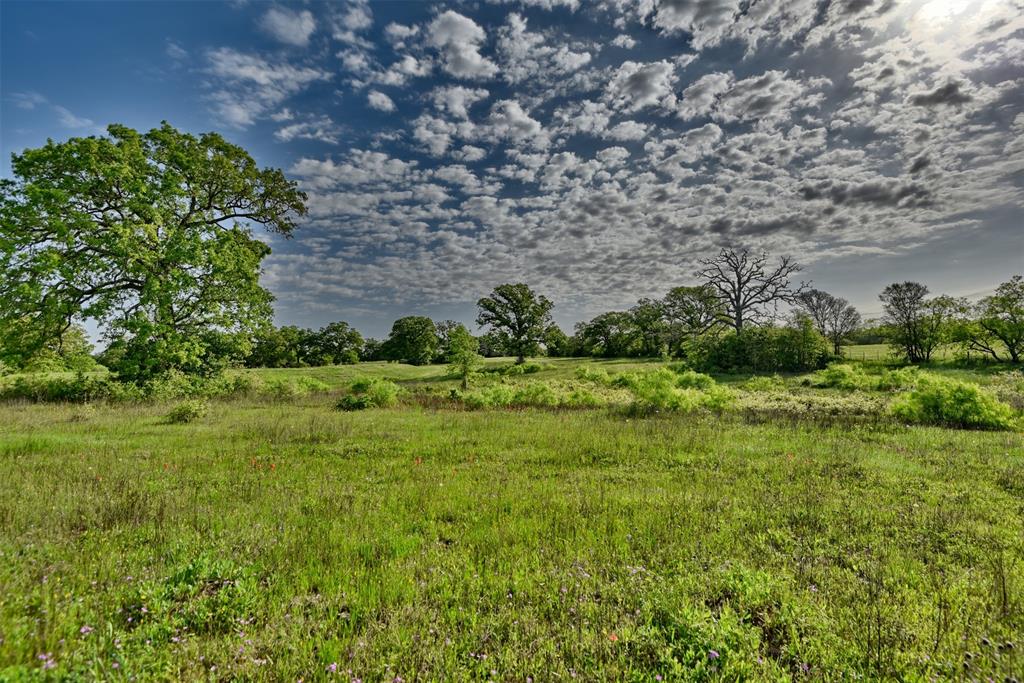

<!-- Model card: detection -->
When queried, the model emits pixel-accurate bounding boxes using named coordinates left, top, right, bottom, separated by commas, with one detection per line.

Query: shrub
left=336, top=377, right=400, bottom=411
left=502, top=362, right=544, bottom=376
left=574, top=366, right=610, bottom=384
left=562, top=387, right=603, bottom=408
left=701, top=326, right=831, bottom=373
left=806, top=364, right=873, bottom=391
left=673, top=369, right=716, bottom=390
left=875, top=366, right=921, bottom=392
left=624, top=369, right=734, bottom=414
left=166, top=399, right=209, bottom=424
left=891, top=376, right=1017, bottom=430
left=742, top=374, right=786, bottom=392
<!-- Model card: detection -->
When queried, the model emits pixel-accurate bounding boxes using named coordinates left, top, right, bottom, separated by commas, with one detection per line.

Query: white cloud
left=486, top=99, right=549, bottom=149
left=676, top=71, right=733, bottom=120
left=607, top=60, right=678, bottom=112
left=367, top=90, right=396, bottom=112
left=611, top=34, right=636, bottom=49
left=205, top=48, right=331, bottom=127
left=259, top=7, right=317, bottom=47
left=165, top=40, right=188, bottom=60
left=275, top=115, right=342, bottom=144
left=427, top=11, right=498, bottom=80
left=11, top=91, right=46, bottom=110
left=432, top=86, right=489, bottom=119
left=53, top=105, right=93, bottom=129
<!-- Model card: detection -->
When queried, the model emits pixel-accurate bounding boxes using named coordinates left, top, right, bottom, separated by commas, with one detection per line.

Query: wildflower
left=326, top=662, right=338, bottom=673
left=608, top=633, right=619, bottom=642
left=708, top=650, right=720, bottom=660
left=80, top=625, right=94, bottom=635
left=800, top=663, right=810, bottom=673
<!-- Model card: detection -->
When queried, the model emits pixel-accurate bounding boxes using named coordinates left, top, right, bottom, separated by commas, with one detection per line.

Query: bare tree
left=697, top=248, right=806, bottom=333
left=796, top=289, right=862, bottom=355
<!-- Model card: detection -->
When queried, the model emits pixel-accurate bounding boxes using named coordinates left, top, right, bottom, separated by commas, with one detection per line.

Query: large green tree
left=879, top=282, right=954, bottom=363
left=961, top=275, right=1024, bottom=363
left=0, top=122, right=306, bottom=380
left=476, top=283, right=554, bottom=364
left=382, top=316, right=438, bottom=365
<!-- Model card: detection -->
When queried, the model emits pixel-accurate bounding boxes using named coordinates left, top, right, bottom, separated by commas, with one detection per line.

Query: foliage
left=742, top=374, right=786, bottom=391
left=661, top=285, right=725, bottom=358
left=445, top=323, right=482, bottom=389
left=622, top=368, right=734, bottom=414
left=891, top=376, right=1018, bottom=430
left=165, top=399, right=209, bottom=424
left=381, top=316, right=438, bottom=366
left=476, top=283, right=554, bottom=363
left=795, top=289, right=862, bottom=355
left=701, top=322, right=831, bottom=373
left=336, top=377, right=401, bottom=410
left=0, top=123, right=306, bottom=381
left=960, top=275, right=1024, bottom=363
left=248, top=322, right=363, bottom=368
left=879, top=282, right=958, bottom=363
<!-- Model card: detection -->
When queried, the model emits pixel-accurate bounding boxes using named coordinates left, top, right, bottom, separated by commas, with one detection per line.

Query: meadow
left=1, top=356, right=1023, bottom=681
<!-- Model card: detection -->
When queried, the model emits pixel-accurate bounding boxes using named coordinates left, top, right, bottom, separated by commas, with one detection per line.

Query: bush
left=574, top=366, right=611, bottom=384
left=166, top=399, right=209, bottom=424
left=700, top=326, right=831, bottom=373
left=806, top=364, right=873, bottom=391
left=742, top=374, right=786, bottom=392
left=502, top=362, right=544, bottom=376
left=876, top=366, right=921, bottom=392
left=336, top=377, right=400, bottom=411
left=624, top=369, right=734, bottom=414
left=891, top=376, right=1017, bottom=430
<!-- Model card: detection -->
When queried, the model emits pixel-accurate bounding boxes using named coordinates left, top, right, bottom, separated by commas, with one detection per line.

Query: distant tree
left=446, top=323, right=482, bottom=389
left=316, top=321, right=363, bottom=365
left=247, top=326, right=305, bottom=368
left=360, top=338, right=383, bottom=361
left=433, top=319, right=462, bottom=363
left=575, top=312, right=636, bottom=357
left=0, top=123, right=306, bottom=381
left=629, top=298, right=666, bottom=357
left=477, top=331, right=508, bottom=358
left=962, top=275, right=1023, bottom=363
left=476, top=283, right=554, bottom=364
left=879, top=282, right=953, bottom=363
left=661, top=285, right=724, bottom=357
left=382, top=316, right=438, bottom=365
left=542, top=324, right=574, bottom=357
left=697, top=248, right=805, bottom=333
left=795, top=289, right=862, bottom=356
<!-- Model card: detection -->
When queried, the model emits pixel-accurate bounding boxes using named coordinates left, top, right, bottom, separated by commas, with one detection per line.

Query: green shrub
left=673, top=369, right=716, bottom=390
left=502, top=362, right=544, bottom=376
left=876, top=366, right=921, bottom=392
left=742, top=374, right=786, bottom=392
left=574, top=366, right=610, bottom=384
left=0, top=372, right=116, bottom=403
left=806, top=364, right=873, bottom=391
left=166, top=399, right=209, bottom=424
left=562, top=387, right=603, bottom=408
left=891, top=376, right=1017, bottom=430
left=625, top=369, right=734, bottom=414
left=701, top=325, right=831, bottom=373
left=336, top=377, right=400, bottom=411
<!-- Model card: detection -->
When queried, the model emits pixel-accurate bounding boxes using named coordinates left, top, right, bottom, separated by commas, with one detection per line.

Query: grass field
left=1, top=359, right=1023, bottom=680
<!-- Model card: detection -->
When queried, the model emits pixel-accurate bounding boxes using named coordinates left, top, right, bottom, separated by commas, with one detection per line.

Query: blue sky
left=3, top=0, right=1022, bottom=339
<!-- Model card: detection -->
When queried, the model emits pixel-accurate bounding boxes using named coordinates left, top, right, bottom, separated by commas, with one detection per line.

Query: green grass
left=1, top=360, right=1022, bottom=680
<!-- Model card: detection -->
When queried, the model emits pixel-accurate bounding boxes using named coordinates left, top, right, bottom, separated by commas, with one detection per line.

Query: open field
left=1, top=359, right=1023, bottom=681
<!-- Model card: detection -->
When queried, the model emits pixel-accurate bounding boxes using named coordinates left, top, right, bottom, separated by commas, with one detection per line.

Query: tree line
left=1, top=123, right=1020, bottom=383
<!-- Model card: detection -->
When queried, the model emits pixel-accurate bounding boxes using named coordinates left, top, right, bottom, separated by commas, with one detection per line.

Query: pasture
left=1, top=357, right=1022, bottom=681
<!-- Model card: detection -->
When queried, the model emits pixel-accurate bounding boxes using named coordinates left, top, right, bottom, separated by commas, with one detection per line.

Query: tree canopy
left=476, top=283, right=553, bottom=364
left=0, top=122, right=306, bottom=380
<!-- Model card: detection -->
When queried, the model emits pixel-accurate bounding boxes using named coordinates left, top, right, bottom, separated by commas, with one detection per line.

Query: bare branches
left=697, top=247, right=806, bottom=332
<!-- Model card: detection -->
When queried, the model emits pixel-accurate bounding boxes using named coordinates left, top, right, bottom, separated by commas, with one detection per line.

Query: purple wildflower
left=708, top=650, right=720, bottom=660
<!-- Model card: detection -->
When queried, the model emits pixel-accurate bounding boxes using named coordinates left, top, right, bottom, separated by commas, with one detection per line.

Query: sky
left=2, top=0, right=1023, bottom=339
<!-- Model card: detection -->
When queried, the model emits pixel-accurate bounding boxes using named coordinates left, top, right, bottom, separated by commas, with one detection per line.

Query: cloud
left=651, top=0, right=740, bottom=50
left=909, top=81, right=972, bottom=106
left=205, top=47, right=331, bottom=127
left=53, top=105, right=93, bottom=128
left=606, top=60, right=678, bottom=112
left=367, top=90, right=396, bottom=112
left=432, top=86, right=489, bottom=119
left=676, top=71, right=733, bottom=120
left=259, top=7, right=317, bottom=47
left=496, top=13, right=591, bottom=85
left=486, top=99, right=549, bottom=148
left=11, top=91, right=46, bottom=110
left=275, top=115, right=343, bottom=144
left=165, top=40, right=188, bottom=60
left=332, top=1, right=373, bottom=46
left=611, top=34, right=636, bottom=48
left=427, top=11, right=498, bottom=80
